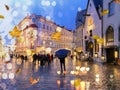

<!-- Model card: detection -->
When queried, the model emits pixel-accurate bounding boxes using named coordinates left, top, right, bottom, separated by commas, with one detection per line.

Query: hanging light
left=101, top=55, right=105, bottom=60
left=94, top=53, right=98, bottom=58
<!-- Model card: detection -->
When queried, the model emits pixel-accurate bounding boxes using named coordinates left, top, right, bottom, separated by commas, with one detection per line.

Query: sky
left=0, top=0, right=88, bottom=45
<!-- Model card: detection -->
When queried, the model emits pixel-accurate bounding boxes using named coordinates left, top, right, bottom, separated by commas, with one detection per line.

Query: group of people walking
left=32, top=52, right=53, bottom=66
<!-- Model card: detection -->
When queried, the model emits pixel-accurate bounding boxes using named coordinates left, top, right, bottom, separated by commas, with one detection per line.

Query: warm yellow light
left=94, top=53, right=98, bottom=58
left=57, top=71, right=61, bottom=75
left=70, top=80, right=74, bottom=86
left=74, top=79, right=81, bottom=87
left=114, top=51, right=118, bottom=58
left=96, top=74, right=99, bottom=78
left=56, top=27, right=62, bottom=32
left=86, top=67, right=90, bottom=71
left=76, top=66, right=80, bottom=70
left=101, top=55, right=105, bottom=60
left=26, top=49, right=32, bottom=56
left=70, top=70, right=75, bottom=75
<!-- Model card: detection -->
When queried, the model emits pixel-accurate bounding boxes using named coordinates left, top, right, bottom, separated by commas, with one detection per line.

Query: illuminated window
left=106, top=26, right=114, bottom=42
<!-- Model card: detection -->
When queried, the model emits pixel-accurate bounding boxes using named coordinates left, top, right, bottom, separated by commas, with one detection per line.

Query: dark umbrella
left=55, top=49, right=71, bottom=59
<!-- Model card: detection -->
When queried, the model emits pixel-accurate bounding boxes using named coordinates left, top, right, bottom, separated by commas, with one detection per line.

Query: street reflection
left=0, top=57, right=120, bottom=90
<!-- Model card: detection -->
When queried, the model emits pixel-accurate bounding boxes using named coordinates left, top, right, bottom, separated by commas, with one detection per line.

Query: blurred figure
left=47, top=53, right=53, bottom=65
left=33, top=53, right=37, bottom=64
left=59, top=57, right=66, bottom=74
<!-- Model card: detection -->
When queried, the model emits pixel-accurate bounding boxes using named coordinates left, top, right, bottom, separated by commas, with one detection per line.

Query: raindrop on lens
left=9, top=73, right=15, bottom=79
left=2, top=73, right=8, bottom=79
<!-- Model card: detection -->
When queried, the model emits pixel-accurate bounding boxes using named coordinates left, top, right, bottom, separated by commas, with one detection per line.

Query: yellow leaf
left=16, top=68, right=21, bottom=74
left=93, top=35, right=99, bottom=40
left=9, top=31, right=15, bottom=38
left=29, top=77, right=39, bottom=85
left=101, top=9, right=109, bottom=16
left=0, top=15, right=4, bottom=19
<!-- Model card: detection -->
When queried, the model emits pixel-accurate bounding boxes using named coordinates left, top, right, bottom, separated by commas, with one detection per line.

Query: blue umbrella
left=55, top=49, right=71, bottom=59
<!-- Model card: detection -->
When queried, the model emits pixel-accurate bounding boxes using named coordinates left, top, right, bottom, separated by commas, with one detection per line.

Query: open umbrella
left=55, top=49, right=71, bottom=59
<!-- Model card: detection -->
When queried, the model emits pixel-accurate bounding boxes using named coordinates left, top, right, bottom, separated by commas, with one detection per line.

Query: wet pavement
left=0, top=57, right=120, bottom=90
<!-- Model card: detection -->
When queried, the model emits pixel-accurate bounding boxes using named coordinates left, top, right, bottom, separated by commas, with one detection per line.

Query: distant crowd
left=10, top=52, right=53, bottom=66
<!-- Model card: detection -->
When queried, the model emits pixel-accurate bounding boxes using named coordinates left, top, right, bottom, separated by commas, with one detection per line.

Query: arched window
left=106, top=26, right=114, bottom=42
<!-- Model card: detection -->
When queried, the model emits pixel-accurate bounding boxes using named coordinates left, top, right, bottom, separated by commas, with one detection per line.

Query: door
left=106, top=48, right=114, bottom=63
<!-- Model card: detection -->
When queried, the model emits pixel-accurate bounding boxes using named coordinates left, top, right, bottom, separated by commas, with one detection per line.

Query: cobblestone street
left=0, top=58, right=120, bottom=90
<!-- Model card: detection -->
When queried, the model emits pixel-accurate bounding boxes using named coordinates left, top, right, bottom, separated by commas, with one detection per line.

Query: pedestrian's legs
left=60, top=61, right=63, bottom=73
left=63, top=60, right=66, bottom=71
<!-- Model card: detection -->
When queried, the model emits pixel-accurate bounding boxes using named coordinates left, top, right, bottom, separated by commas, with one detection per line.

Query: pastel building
left=76, top=0, right=103, bottom=62
left=102, top=0, right=120, bottom=63
left=15, top=14, right=73, bottom=54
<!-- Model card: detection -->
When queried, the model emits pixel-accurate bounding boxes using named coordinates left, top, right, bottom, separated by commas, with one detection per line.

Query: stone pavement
left=0, top=58, right=120, bottom=90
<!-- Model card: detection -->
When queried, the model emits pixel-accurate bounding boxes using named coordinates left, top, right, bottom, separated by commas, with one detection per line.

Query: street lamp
left=101, top=54, right=105, bottom=60
left=94, top=53, right=98, bottom=58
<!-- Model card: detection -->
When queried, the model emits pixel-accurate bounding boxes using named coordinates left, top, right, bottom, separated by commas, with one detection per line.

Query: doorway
left=106, top=48, right=114, bottom=63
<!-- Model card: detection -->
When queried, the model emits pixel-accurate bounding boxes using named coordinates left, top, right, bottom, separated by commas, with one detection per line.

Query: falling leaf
left=9, top=31, right=15, bottom=38
left=29, top=77, right=40, bottom=85
left=51, top=32, right=61, bottom=41
left=9, top=26, right=22, bottom=38
left=0, top=15, right=4, bottom=19
left=97, top=38, right=104, bottom=44
left=5, top=4, right=10, bottom=10
left=93, top=35, right=99, bottom=40
left=101, top=9, right=109, bottom=16
left=16, top=68, right=21, bottom=74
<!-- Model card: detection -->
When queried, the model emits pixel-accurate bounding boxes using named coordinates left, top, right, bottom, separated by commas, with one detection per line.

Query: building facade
left=15, top=14, right=73, bottom=55
left=0, top=36, right=4, bottom=58
left=75, top=0, right=104, bottom=62
left=75, top=10, right=86, bottom=53
left=103, top=0, right=120, bottom=63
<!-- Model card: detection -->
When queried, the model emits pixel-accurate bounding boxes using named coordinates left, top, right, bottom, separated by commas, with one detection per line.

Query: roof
left=76, top=9, right=86, bottom=29
left=93, top=0, right=103, bottom=8
left=93, top=0, right=103, bottom=19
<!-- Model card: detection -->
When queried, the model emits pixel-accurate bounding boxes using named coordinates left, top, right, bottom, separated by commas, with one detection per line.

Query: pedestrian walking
left=59, top=57, right=66, bottom=74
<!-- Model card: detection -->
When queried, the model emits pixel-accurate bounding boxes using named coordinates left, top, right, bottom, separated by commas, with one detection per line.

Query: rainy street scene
left=0, top=0, right=120, bottom=90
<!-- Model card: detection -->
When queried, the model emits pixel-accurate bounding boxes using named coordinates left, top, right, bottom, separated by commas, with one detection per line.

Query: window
left=43, top=24, right=45, bottom=29
left=106, top=26, right=114, bottom=42
left=108, top=1, right=115, bottom=16
left=38, top=21, right=42, bottom=28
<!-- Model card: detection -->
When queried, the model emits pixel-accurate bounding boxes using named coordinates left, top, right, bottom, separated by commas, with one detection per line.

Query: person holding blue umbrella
left=55, top=49, right=71, bottom=74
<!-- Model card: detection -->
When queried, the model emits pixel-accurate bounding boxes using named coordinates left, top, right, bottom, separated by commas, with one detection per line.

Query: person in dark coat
left=59, top=57, right=66, bottom=74
left=33, top=53, right=37, bottom=64
left=47, top=53, right=53, bottom=65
